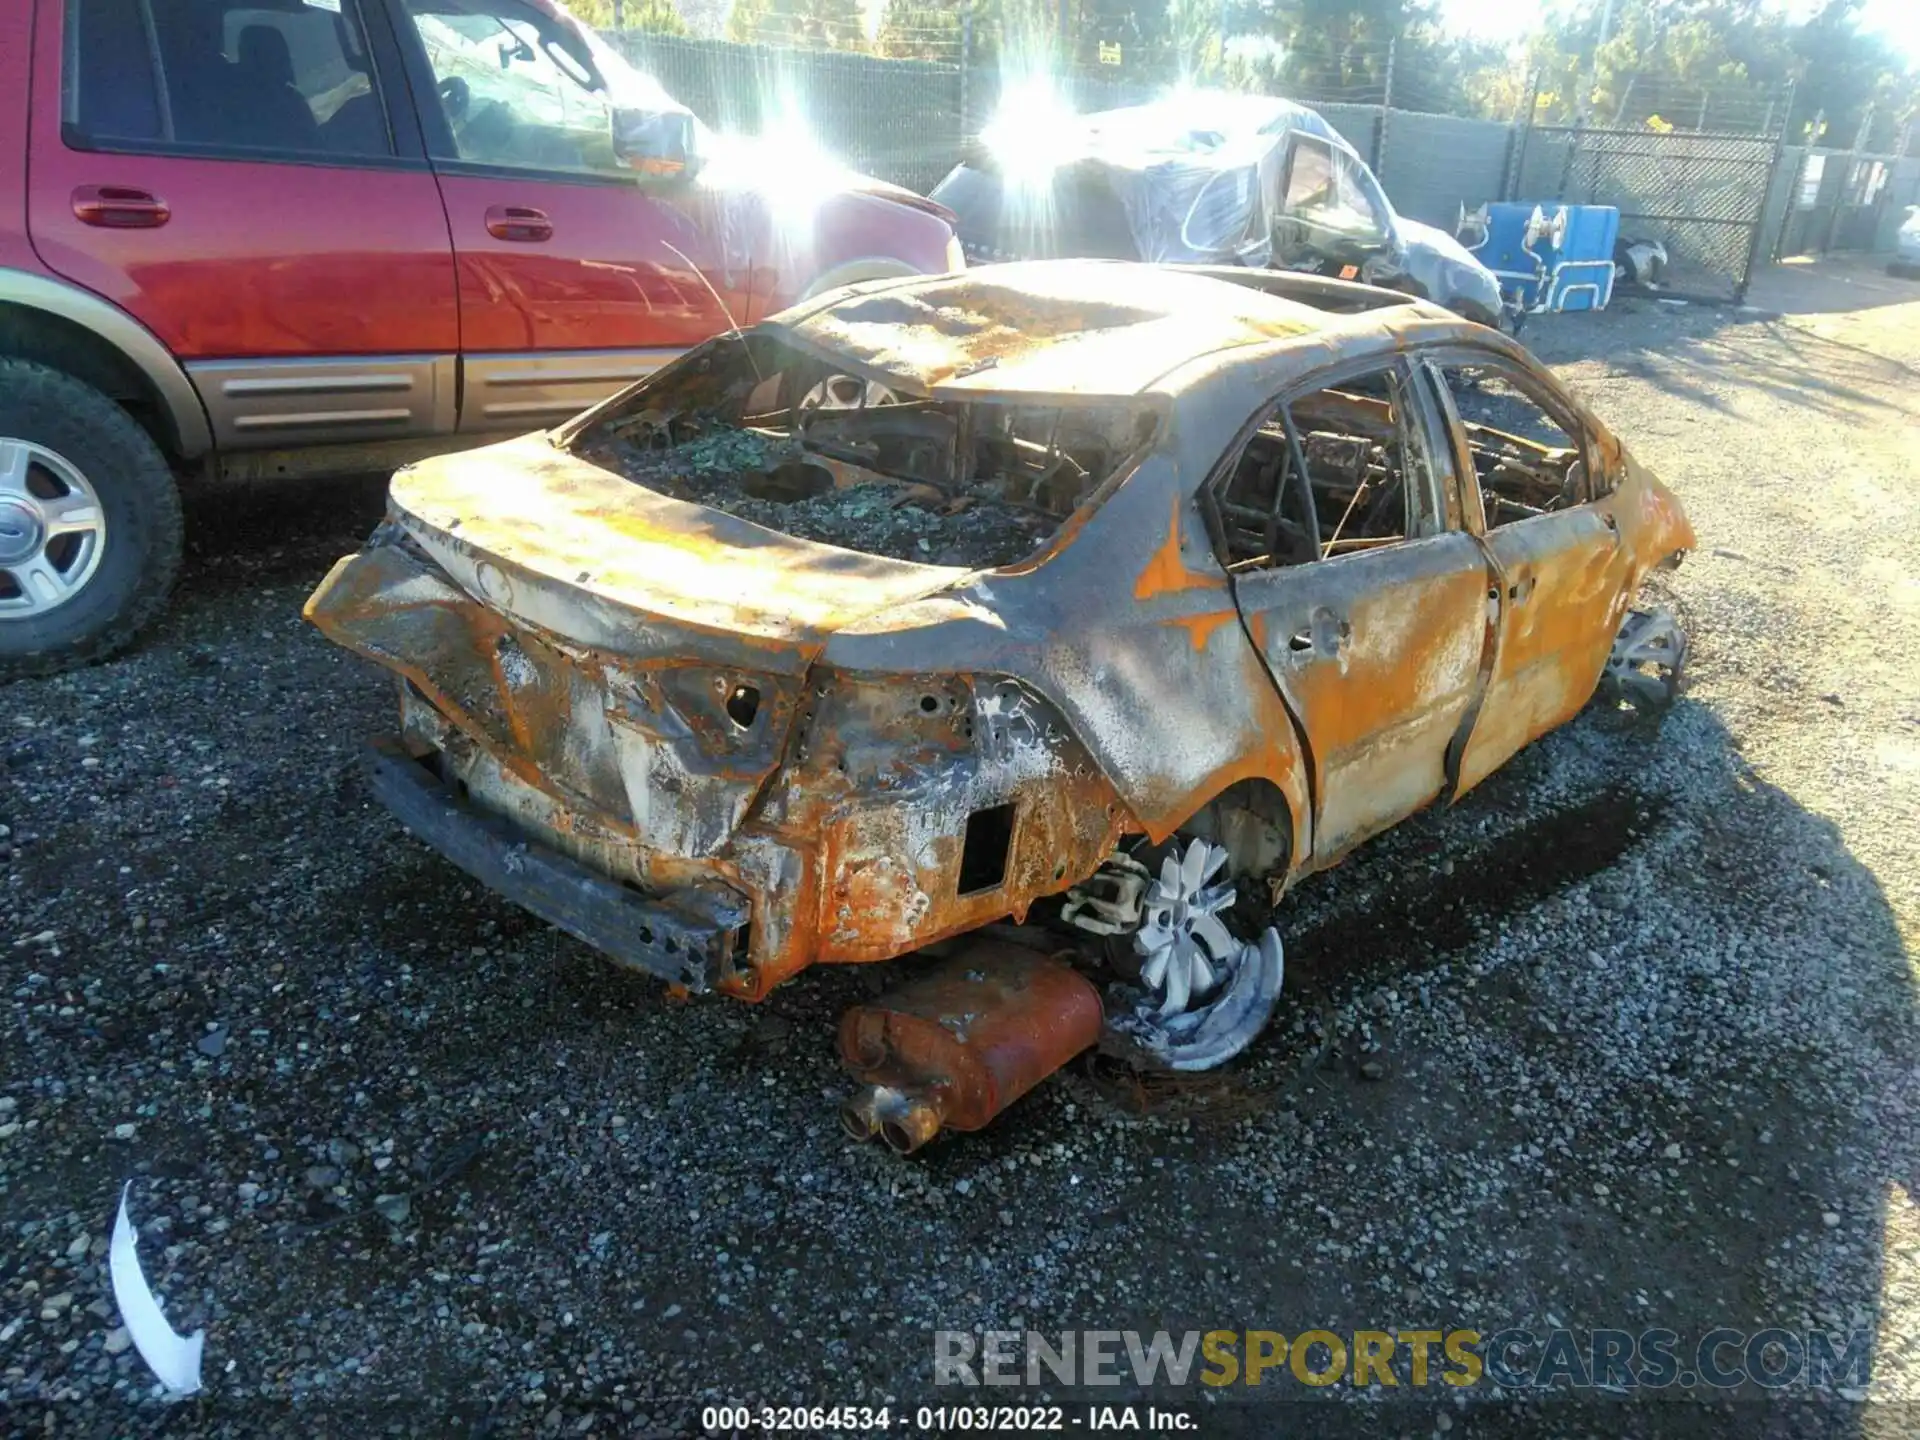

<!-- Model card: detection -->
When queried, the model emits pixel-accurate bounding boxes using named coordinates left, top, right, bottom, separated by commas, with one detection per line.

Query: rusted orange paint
left=1165, top=609, right=1239, bottom=652
left=1133, top=493, right=1200, bottom=600
left=312, top=538, right=1144, bottom=998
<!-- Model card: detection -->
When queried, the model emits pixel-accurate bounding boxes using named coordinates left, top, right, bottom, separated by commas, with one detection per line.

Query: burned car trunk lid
left=380, top=434, right=965, bottom=665
left=305, top=434, right=967, bottom=864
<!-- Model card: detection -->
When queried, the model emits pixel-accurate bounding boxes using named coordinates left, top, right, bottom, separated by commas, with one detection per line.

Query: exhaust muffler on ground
left=836, top=942, right=1104, bottom=1154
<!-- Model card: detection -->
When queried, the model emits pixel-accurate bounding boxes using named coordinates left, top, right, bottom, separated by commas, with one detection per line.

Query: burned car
left=932, top=91, right=1509, bottom=328
left=306, top=262, right=1693, bottom=1147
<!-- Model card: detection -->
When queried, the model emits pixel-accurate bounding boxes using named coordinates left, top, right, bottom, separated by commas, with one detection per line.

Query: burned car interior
left=1207, top=356, right=1602, bottom=570
left=1437, top=363, right=1598, bottom=526
left=575, top=332, right=1161, bottom=571
left=307, top=261, right=1695, bottom=1153
left=1210, top=371, right=1421, bottom=570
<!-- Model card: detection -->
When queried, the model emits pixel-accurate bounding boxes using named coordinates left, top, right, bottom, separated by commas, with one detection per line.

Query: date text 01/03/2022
left=700, top=1405, right=1198, bottom=1431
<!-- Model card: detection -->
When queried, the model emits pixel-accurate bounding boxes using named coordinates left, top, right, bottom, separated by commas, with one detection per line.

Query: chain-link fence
left=604, top=27, right=1882, bottom=297
left=1515, top=127, right=1783, bottom=300
left=1765, top=148, right=1920, bottom=262
left=608, top=32, right=968, bottom=193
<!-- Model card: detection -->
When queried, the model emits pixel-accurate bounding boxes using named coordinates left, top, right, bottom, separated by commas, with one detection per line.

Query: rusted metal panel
left=1235, top=532, right=1492, bottom=863
left=1453, top=464, right=1695, bottom=798
left=761, top=261, right=1324, bottom=399
left=814, top=454, right=1314, bottom=857
left=388, top=436, right=965, bottom=667
left=838, top=943, right=1104, bottom=1151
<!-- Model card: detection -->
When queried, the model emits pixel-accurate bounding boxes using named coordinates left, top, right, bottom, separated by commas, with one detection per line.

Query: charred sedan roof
left=760, top=260, right=1432, bottom=400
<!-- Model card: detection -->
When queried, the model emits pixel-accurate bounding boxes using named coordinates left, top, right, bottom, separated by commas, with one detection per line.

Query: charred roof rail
left=1161, top=265, right=1421, bottom=316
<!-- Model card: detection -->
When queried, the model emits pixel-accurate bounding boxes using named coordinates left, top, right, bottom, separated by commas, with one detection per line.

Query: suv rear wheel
left=0, top=360, right=183, bottom=679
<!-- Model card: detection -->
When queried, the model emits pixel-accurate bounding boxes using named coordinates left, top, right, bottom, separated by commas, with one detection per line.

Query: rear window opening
left=572, top=334, right=1159, bottom=570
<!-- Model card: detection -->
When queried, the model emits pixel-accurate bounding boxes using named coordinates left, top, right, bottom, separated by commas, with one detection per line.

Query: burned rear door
left=1423, top=353, right=1634, bottom=796
left=1210, top=357, right=1492, bottom=865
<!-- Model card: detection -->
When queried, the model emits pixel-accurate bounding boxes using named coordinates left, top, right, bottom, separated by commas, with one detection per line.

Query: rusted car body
left=307, top=261, right=1692, bottom=1123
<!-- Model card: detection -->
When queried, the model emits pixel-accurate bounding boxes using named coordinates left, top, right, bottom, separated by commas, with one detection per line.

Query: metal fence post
left=1558, top=121, right=1582, bottom=203
left=1371, top=38, right=1395, bottom=175
left=1738, top=79, right=1797, bottom=304
left=1823, top=105, right=1873, bottom=254
left=960, top=11, right=973, bottom=141
left=1505, top=68, right=1539, bottom=200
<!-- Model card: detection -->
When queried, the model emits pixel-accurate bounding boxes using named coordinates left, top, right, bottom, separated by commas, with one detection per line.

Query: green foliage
left=726, top=0, right=868, bottom=50
left=874, top=0, right=962, bottom=60
left=1133, top=0, right=1916, bottom=135
left=1167, top=0, right=1224, bottom=82
left=569, top=0, right=689, bottom=33
left=1523, top=0, right=1915, bottom=140
left=678, top=0, right=1920, bottom=140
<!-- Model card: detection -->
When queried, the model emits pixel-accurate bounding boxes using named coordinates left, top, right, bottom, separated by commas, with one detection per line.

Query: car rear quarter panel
left=823, top=447, right=1314, bottom=875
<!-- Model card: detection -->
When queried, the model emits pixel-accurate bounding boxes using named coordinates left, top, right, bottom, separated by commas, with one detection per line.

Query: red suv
left=0, top=0, right=960, bottom=677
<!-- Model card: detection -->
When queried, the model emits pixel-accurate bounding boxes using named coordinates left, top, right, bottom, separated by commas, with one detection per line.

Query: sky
left=1438, top=0, right=1920, bottom=63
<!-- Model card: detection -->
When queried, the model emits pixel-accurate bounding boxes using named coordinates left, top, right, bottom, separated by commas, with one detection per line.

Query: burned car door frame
left=1416, top=346, right=1633, bottom=797
left=1202, top=351, right=1493, bottom=867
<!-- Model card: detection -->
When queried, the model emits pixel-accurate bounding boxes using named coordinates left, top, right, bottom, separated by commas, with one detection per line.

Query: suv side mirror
left=613, top=107, right=701, bottom=182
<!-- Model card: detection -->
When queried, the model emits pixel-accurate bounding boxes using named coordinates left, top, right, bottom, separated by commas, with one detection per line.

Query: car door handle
left=485, top=205, right=553, bottom=243
left=1507, top=576, right=1536, bottom=604
left=72, top=186, right=170, bottom=229
left=1287, top=609, right=1350, bottom=659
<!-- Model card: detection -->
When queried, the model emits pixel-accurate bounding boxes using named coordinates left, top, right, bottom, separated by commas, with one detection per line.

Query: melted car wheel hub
left=1069, top=838, right=1286, bottom=1072
left=1604, top=606, right=1687, bottom=710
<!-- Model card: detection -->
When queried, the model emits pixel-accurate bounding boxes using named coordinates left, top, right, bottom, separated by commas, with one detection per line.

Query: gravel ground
left=3, top=281, right=1918, bottom=1437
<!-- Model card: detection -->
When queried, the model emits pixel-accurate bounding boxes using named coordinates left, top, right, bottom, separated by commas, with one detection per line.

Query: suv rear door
left=386, top=0, right=745, bottom=432
left=28, top=0, right=461, bottom=450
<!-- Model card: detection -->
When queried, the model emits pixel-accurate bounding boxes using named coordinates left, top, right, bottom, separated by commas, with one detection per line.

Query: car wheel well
left=1172, top=777, right=1294, bottom=882
left=0, top=303, right=183, bottom=461
left=798, top=258, right=921, bottom=303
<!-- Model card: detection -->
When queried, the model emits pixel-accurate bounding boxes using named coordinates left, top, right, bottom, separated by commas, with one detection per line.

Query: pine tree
left=874, top=0, right=962, bottom=61
left=727, top=0, right=866, bottom=49
left=567, top=0, right=689, bottom=33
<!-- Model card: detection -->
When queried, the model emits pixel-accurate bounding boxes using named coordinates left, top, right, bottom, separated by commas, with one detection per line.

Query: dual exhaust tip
left=840, top=1084, right=943, bottom=1156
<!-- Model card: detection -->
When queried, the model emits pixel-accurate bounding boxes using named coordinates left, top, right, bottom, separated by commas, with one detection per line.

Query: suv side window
left=1430, top=360, right=1606, bottom=528
left=397, top=0, right=622, bottom=176
left=1207, top=362, right=1443, bottom=571
left=65, top=0, right=392, bottom=158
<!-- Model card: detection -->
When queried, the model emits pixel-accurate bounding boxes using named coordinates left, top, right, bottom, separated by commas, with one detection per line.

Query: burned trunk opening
left=573, top=335, right=1158, bottom=571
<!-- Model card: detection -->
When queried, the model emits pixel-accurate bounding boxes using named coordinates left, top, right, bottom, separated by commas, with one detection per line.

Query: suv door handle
left=72, top=186, right=170, bottom=229
left=485, top=205, right=553, bottom=243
